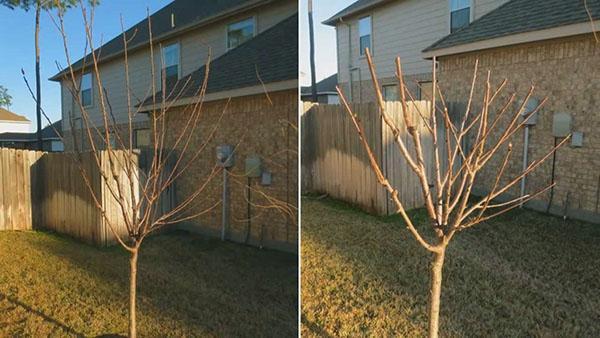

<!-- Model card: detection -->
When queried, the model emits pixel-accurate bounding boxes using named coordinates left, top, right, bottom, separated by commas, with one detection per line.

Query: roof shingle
left=424, top=0, right=600, bottom=52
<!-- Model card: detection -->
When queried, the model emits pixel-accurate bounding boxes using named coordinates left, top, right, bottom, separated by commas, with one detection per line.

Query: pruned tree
left=337, top=49, right=570, bottom=338
left=0, top=85, right=12, bottom=108
left=32, top=3, right=223, bottom=337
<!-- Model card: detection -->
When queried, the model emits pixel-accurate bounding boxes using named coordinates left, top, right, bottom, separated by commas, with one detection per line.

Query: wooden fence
left=0, top=148, right=159, bottom=246
left=303, top=101, right=454, bottom=215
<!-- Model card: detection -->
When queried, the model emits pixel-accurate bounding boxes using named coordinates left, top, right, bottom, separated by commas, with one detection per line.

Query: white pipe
left=520, top=125, right=530, bottom=207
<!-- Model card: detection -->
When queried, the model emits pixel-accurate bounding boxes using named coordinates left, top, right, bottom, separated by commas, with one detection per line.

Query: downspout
left=341, top=18, right=354, bottom=101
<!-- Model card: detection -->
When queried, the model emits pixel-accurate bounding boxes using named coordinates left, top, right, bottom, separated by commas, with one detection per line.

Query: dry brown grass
left=0, top=230, right=297, bottom=337
left=301, top=196, right=600, bottom=337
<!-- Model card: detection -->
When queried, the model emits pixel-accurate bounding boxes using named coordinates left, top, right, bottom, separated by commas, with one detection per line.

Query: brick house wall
left=436, top=33, right=600, bottom=223
left=164, top=90, right=298, bottom=252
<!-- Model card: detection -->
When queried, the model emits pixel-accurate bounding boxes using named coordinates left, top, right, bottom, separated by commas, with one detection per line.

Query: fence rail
left=302, top=101, right=449, bottom=215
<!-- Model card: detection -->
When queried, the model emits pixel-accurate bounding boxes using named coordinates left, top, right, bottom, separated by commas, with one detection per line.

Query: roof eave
left=423, top=20, right=599, bottom=58
left=323, top=0, right=391, bottom=26
left=49, top=0, right=276, bottom=82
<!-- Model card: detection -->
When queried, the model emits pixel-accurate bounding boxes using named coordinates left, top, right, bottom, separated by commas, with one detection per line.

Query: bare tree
left=337, top=49, right=570, bottom=338
left=36, top=4, right=229, bottom=337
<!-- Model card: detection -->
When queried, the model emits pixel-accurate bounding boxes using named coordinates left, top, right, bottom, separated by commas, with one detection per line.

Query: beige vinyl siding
left=336, top=0, right=507, bottom=86
left=61, top=0, right=296, bottom=131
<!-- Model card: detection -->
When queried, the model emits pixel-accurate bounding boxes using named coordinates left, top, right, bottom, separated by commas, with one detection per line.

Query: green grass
left=301, top=196, right=600, bottom=337
left=0, top=230, right=297, bottom=337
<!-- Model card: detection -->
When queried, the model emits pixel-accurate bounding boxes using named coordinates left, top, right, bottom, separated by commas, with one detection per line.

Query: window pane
left=383, top=85, right=398, bottom=101
left=359, top=16, right=371, bottom=37
left=360, top=35, right=371, bottom=55
left=451, top=7, right=470, bottom=32
left=419, top=82, right=433, bottom=100
left=228, top=18, right=254, bottom=49
left=81, top=72, right=92, bottom=91
left=450, top=0, right=470, bottom=11
left=81, top=89, right=92, bottom=106
left=135, top=129, right=151, bottom=148
left=163, top=43, right=179, bottom=68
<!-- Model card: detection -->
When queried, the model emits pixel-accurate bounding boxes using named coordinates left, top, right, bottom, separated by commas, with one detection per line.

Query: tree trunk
left=35, top=2, right=43, bottom=151
left=428, top=249, right=445, bottom=338
left=129, top=249, right=139, bottom=338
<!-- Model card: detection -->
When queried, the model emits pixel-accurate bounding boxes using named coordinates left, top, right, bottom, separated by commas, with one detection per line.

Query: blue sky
left=0, top=0, right=170, bottom=130
left=299, top=0, right=353, bottom=86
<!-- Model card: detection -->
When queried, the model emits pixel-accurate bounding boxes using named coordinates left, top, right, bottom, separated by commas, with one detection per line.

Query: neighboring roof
left=0, top=120, right=62, bottom=141
left=140, top=14, right=298, bottom=107
left=0, top=108, right=30, bottom=123
left=301, top=73, right=338, bottom=95
left=424, top=0, right=600, bottom=52
left=50, top=0, right=280, bottom=81
left=323, top=0, right=391, bottom=26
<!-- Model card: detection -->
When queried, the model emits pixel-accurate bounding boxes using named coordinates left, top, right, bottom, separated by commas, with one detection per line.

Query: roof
left=140, top=13, right=298, bottom=107
left=0, top=108, right=30, bottom=123
left=50, top=0, right=279, bottom=81
left=424, top=0, right=600, bottom=52
left=301, top=73, right=338, bottom=95
left=323, top=0, right=391, bottom=26
left=0, top=120, right=62, bottom=141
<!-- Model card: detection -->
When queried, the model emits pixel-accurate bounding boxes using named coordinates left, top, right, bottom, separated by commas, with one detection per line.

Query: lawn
left=0, top=230, right=297, bottom=337
left=301, top=197, right=600, bottom=337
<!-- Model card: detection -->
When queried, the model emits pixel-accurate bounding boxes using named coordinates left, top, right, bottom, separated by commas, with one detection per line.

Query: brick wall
left=164, top=90, right=298, bottom=252
left=437, top=33, right=600, bottom=223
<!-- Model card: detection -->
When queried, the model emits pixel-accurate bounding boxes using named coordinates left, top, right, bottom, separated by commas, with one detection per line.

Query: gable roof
left=301, top=73, right=338, bottom=95
left=0, top=108, right=30, bottom=123
left=424, top=0, right=600, bottom=53
left=0, top=120, right=62, bottom=141
left=49, top=0, right=280, bottom=81
left=323, top=0, right=392, bottom=26
left=140, top=13, right=298, bottom=107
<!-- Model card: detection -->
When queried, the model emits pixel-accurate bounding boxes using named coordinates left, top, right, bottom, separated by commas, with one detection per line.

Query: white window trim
left=80, top=72, right=93, bottom=108
left=226, top=16, right=257, bottom=51
left=160, top=41, right=182, bottom=90
left=358, top=15, right=373, bottom=58
left=448, top=0, right=475, bottom=34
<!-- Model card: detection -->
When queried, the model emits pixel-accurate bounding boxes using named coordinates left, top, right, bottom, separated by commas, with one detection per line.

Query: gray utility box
left=552, top=112, right=572, bottom=137
left=216, top=145, right=234, bottom=168
left=520, top=98, right=539, bottom=125
left=571, top=131, right=583, bottom=147
left=245, top=155, right=262, bottom=178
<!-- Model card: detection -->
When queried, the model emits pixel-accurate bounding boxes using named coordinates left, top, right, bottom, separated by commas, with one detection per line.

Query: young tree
left=0, top=85, right=12, bottom=108
left=0, top=0, right=97, bottom=150
left=337, top=49, right=570, bottom=338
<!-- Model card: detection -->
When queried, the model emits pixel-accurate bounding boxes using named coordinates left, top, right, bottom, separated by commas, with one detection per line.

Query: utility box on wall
left=216, top=145, right=234, bottom=168
left=552, top=112, right=572, bottom=137
left=245, top=155, right=262, bottom=178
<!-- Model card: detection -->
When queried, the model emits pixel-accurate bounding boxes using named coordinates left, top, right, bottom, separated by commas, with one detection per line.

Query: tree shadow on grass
left=16, top=229, right=298, bottom=337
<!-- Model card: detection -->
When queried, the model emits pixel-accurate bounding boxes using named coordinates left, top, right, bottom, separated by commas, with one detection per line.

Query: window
left=358, top=16, right=371, bottom=56
left=134, top=129, right=151, bottom=148
left=80, top=72, right=92, bottom=107
left=419, top=81, right=433, bottom=100
left=450, top=0, right=470, bottom=33
left=162, top=43, right=180, bottom=91
left=227, top=17, right=254, bottom=49
left=383, top=85, right=398, bottom=101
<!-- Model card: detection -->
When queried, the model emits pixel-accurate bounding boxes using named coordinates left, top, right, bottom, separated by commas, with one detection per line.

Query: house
left=422, top=0, right=600, bottom=223
left=301, top=73, right=340, bottom=104
left=323, top=0, right=510, bottom=103
left=0, top=120, right=63, bottom=152
left=0, top=108, right=31, bottom=133
left=50, top=0, right=298, bottom=251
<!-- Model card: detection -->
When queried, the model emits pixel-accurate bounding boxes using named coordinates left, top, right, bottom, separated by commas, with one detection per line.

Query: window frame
left=358, top=15, right=372, bottom=57
left=80, top=72, right=93, bottom=108
left=161, top=41, right=181, bottom=89
left=449, top=0, right=473, bottom=33
left=226, top=16, right=256, bottom=50
left=382, top=84, right=399, bottom=102
left=418, top=81, right=434, bottom=101
left=134, top=128, right=151, bottom=149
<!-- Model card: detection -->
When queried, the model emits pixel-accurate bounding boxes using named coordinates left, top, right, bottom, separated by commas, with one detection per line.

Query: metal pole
left=221, top=168, right=229, bottom=241
left=308, top=0, right=318, bottom=102
left=519, top=125, right=530, bottom=208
